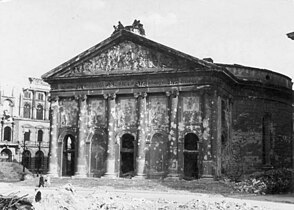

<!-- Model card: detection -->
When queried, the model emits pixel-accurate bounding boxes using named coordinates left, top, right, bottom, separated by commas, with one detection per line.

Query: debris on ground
left=0, top=192, right=34, bottom=210
left=30, top=185, right=267, bottom=210
left=0, top=162, right=33, bottom=181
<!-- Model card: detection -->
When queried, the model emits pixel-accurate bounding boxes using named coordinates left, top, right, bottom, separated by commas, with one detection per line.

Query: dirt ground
left=1, top=177, right=293, bottom=210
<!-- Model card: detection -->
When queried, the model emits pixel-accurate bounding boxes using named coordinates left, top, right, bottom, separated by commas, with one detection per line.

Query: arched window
left=184, top=133, right=199, bottom=150
left=0, top=149, right=12, bottom=162
left=36, top=104, right=43, bottom=120
left=35, top=151, right=44, bottom=172
left=23, top=103, right=31, bottom=118
left=3, top=99, right=13, bottom=116
left=22, top=150, right=31, bottom=170
left=4, top=126, right=11, bottom=141
left=37, top=130, right=43, bottom=142
left=37, top=93, right=44, bottom=101
left=63, top=135, right=75, bottom=176
left=24, top=91, right=31, bottom=99
left=183, top=133, right=199, bottom=179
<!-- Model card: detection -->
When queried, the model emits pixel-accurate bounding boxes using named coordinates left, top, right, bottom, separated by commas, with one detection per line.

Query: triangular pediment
left=42, top=30, right=219, bottom=80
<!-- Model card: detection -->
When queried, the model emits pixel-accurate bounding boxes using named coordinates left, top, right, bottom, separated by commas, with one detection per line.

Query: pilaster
left=75, top=94, right=88, bottom=177
left=48, top=96, right=59, bottom=177
left=44, top=92, right=49, bottom=120
left=104, top=93, right=117, bottom=178
left=202, top=93, right=214, bottom=178
left=134, top=92, right=147, bottom=178
left=32, top=90, right=36, bottom=119
left=216, top=95, right=222, bottom=177
left=166, top=89, right=179, bottom=178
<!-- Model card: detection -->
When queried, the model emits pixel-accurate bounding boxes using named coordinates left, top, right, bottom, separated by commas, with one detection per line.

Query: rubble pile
left=31, top=185, right=266, bottom=210
left=0, top=193, right=33, bottom=210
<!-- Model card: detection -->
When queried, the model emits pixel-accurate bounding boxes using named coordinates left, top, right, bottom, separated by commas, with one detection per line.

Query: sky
left=1, top=0, right=294, bottom=87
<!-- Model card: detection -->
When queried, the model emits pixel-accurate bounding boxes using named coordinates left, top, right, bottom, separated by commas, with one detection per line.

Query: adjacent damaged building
left=0, top=78, right=50, bottom=173
left=42, top=23, right=293, bottom=179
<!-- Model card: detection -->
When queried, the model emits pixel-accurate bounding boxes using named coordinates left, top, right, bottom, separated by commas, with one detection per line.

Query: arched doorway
left=22, top=150, right=31, bottom=170
left=183, top=133, right=199, bottom=179
left=120, top=133, right=135, bottom=177
left=62, top=135, right=75, bottom=176
left=0, top=149, right=12, bottom=162
left=35, top=151, right=44, bottom=173
left=148, top=133, right=168, bottom=177
left=90, top=132, right=107, bottom=177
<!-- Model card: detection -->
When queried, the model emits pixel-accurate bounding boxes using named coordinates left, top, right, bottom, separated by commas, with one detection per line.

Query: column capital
left=166, top=89, right=179, bottom=98
left=74, top=94, right=87, bottom=102
left=103, top=93, right=116, bottom=100
left=134, top=92, right=147, bottom=99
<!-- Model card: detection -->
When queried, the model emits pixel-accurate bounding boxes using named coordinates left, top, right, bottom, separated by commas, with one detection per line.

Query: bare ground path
left=1, top=177, right=293, bottom=210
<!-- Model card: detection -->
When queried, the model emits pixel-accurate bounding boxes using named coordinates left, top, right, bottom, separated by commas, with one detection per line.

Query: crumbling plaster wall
left=230, top=89, right=292, bottom=176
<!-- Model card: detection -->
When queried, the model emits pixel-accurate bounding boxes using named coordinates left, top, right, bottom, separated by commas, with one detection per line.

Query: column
left=134, top=92, right=147, bottom=178
left=202, top=93, right=214, bottom=178
left=44, top=92, right=48, bottom=120
left=167, top=89, right=179, bottom=178
left=216, top=95, right=222, bottom=177
left=75, top=95, right=88, bottom=177
left=48, top=96, right=59, bottom=177
left=19, top=94, right=23, bottom=118
left=104, top=93, right=117, bottom=177
left=1, top=118, right=4, bottom=141
left=32, top=90, right=36, bottom=119
left=11, top=120, right=14, bottom=143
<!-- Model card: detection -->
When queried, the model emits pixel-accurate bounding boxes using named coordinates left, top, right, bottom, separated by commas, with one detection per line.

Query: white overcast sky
left=1, top=0, right=294, bottom=86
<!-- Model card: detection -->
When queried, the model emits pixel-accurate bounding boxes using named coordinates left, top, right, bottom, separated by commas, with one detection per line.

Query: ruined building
left=0, top=78, right=50, bottom=173
left=42, top=22, right=293, bottom=179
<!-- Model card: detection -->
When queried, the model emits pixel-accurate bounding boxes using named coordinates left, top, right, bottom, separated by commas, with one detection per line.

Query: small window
left=24, top=91, right=31, bottom=99
left=23, top=103, right=31, bottom=118
left=37, top=130, right=43, bottom=142
left=24, top=130, right=31, bottom=141
left=38, top=93, right=44, bottom=101
left=4, top=126, right=12, bottom=141
left=36, top=104, right=43, bottom=120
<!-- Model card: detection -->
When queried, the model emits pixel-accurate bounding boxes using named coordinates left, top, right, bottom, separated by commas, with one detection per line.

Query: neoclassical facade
left=42, top=28, right=293, bottom=179
left=0, top=78, right=50, bottom=173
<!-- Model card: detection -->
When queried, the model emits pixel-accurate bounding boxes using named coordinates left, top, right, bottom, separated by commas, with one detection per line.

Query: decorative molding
left=166, top=89, right=179, bottom=98
left=75, top=94, right=87, bottom=102
left=58, top=41, right=185, bottom=77
left=103, top=93, right=116, bottom=100
left=56, top=76, right=203, bottom=91
left=134, top=92, right=147, bottom=99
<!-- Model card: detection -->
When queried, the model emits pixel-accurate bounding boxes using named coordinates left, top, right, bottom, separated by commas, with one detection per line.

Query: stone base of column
left=74, top=165, right=87, bottom=178
left=104, top=159, right=117, bottom=178
left=74, top=173, right=87, bottom=178
left=165, top=176, right=179, bottom=181
left=102, top=173, right=118, bottom=178
left=202, top=160, right=214, bottom=179
left=165, top=171, right=179, bottom=180
left=48, top=164, right=59, bottom=177
left=135, top=159, right=146, bottom=178
left=133, top=174, right=147, bottom=179
left=201, top=175, right=214, bottom=179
